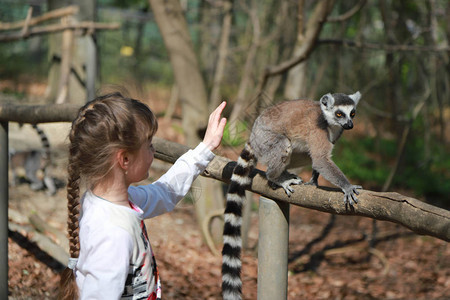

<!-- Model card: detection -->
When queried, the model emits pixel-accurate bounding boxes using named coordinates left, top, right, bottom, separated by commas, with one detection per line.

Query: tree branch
left=318, top=38, right=450, bottom=52
left=253, top=0, right=335, bottom=103
left=173, top=142, right=450, bottom=242
left=326, top=0, right=367, bottom=22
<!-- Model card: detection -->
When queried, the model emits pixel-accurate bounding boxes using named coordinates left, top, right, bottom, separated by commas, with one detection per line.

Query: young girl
left=59, top=92, right=227, bottom=299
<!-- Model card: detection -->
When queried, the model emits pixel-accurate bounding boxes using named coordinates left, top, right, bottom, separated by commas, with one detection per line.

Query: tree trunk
left=149, top=0, right=207, bottom=147
left=208, top=0, right=232, bottom=111
left=284, top=0, right=308, bottom=100
left=251, top=0, right=335, bottom=116
left=149, top=0, right=224, bottom=248
left=228, top=0, right=261, bottom=135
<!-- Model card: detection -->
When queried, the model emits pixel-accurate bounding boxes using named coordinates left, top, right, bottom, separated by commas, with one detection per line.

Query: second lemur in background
left=9, top=124, right=57, bottom=195
left=222, top=91, right=362, bottom=300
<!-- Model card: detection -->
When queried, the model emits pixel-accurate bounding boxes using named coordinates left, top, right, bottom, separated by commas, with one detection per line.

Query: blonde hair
left=59, top=92, right=158, bottom=299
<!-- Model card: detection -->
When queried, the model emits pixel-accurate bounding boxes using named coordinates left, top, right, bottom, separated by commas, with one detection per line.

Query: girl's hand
left=203, top=101, right=227, bottom=151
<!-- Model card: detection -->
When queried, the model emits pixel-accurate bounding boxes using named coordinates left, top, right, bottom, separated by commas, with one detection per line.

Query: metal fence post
left=0, top=122, right=8, bottom=297
left=257, top=196, right=289, bottom=300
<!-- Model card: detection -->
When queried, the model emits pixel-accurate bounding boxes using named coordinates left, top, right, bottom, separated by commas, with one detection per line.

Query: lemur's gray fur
left=9, top=124, right=57, bottom=195
left=250, top=91, right=362, bottom=202
left=222, top=92, right=362, bottom=300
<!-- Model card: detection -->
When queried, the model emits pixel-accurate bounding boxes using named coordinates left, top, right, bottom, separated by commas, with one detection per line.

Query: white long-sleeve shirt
left=74, top=142, right=215, bottom=299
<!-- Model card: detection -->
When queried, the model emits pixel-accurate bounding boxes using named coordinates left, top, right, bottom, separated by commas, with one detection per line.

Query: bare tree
left=208, top=0, right=232, bottom=112
left=284, top=0, right=308, bottom=100
left=148, top=0, right=208, bottom=147
left=148, top=0, right=224, bottom=248
left=227, top=0, right=261, bottom=130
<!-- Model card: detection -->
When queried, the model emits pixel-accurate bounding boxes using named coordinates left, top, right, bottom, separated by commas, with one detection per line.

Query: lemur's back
left=249, top=100, right=323, bottom=165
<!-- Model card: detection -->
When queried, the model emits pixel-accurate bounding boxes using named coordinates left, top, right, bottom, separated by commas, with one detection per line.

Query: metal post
left=257, top=196, right=289, bottom=300
left=0, top=122, right=8, bottom=297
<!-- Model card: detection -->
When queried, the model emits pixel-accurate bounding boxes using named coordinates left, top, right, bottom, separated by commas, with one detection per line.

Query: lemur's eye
left=335, top=112, right=343, bottom=118
left=350, top=112, right=355, bottom=117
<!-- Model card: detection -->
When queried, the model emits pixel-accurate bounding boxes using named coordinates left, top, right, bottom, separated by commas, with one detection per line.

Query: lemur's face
left=329, top=104, right=356, bottom=130
left=320, top=92, right=360, bottom=130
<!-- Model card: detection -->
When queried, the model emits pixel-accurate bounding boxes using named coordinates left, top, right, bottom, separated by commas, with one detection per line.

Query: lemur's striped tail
left=222, top=143, right=257, bottom=300
left=32, top=124, right=50, bottom=161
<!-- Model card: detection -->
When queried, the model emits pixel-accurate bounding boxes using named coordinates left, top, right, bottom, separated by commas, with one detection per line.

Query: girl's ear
left=116, top=149, right=129, bottom=171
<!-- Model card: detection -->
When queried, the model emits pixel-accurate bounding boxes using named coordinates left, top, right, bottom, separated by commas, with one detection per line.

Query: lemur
left=9, top=124, right=57, bottom=195
left=221, top=92, right=362, bottom=300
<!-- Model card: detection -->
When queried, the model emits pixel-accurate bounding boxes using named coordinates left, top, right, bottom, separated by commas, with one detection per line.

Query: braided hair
left=58, top=92, right=158, bottom=299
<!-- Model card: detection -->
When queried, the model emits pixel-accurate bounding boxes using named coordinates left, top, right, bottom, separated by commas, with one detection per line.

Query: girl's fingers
left=210, top=101, right=226, bottom=128
left=203, top=101, right=227, bottom=150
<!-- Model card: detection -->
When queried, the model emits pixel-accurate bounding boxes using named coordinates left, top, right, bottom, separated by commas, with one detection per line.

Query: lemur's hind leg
left=44, top=175, right=57, bottom=196
left=25, top=152, right=44, bottom=191
left=268, top=171, right=303, bottom=196
left=305, top=169, right=320, bottom=186
left=263, top=137, right=302, bottom=196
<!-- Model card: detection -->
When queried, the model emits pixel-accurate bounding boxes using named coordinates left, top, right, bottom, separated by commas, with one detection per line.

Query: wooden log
left=0, top=6, right=79, bottom=31
left=0, top=21, right=120, bottom=42
left=29, top=213, right=69, bottom=251
left=0, top=103, right=79, bottom=123
left=9, top=222, right=68, bottom=267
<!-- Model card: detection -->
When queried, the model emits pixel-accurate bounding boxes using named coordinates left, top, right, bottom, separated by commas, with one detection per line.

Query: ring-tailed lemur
left=9, top=124, right=57, bottom=195
left=222, top=92, right=362, bottom=300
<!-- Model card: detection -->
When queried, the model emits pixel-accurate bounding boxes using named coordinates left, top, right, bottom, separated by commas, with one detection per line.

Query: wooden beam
left=0, top=6, right=79, bottom=31
left=0, top=21, right=120, bottom=42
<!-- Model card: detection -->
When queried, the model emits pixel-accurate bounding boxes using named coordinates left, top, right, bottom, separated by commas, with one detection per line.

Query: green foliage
left=335, top=134, right=450, bottom=204
left=171, top=124, right=184, bottom=135
left=99, top=0, right=147, bottom=9
left=222, top=121, right=248, bottom=147
left=97, top=17, right=173, bottom=85
left=395, top=133, right=450, bottom=200
left=334, top=137, right=391, bottom=187
left=0, top=40, right=48, bottom=81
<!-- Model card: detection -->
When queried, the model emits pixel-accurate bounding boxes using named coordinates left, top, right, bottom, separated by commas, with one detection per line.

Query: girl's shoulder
left=81, top=191, right=141, bottom=234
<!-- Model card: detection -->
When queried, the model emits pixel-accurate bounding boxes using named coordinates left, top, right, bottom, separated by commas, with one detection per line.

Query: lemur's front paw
left=343, top=185, right=362, bottom=206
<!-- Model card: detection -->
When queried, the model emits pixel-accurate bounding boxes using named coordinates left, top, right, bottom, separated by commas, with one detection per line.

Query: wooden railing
left=1, top=103, right=449, bottom=299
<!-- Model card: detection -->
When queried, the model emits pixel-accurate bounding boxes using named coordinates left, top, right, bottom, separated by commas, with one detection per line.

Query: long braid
left=59, top=103, right=96, bottom=300
left=66, top=131, right=82, bottom=259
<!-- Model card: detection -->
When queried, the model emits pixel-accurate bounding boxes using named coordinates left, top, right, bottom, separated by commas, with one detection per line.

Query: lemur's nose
left=343, top=120, right=353, bottom=130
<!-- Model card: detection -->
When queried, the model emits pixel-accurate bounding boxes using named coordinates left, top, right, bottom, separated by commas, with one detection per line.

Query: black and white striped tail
left=222, top=143, right=257, bottom=300
left=32, top=124, right=51, bottom=161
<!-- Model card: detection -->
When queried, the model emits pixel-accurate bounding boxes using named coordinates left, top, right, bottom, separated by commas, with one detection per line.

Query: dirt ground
left=8, top=143, right=450, bottom=299
left=6, top=93, right=450, bottom=299
left=8, top=187, right=450, bottom=299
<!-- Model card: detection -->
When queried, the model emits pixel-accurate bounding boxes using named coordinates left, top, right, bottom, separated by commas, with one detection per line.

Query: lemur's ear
left=349, top=91, right=361, bottom=106
left=320, top=93, right=335, bottom=109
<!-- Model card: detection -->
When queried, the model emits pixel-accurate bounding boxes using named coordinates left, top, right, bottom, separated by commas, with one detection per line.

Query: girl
left=59, top=92, right=227, bottom=299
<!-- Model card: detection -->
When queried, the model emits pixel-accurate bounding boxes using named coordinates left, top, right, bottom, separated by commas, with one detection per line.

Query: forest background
left=2, top=0, right=449, bottom=205
left=1, top=0, right=449, bottom=298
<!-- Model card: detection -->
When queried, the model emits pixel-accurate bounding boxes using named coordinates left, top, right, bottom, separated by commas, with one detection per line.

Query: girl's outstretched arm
left=203, top=101, right=227, bottom=151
